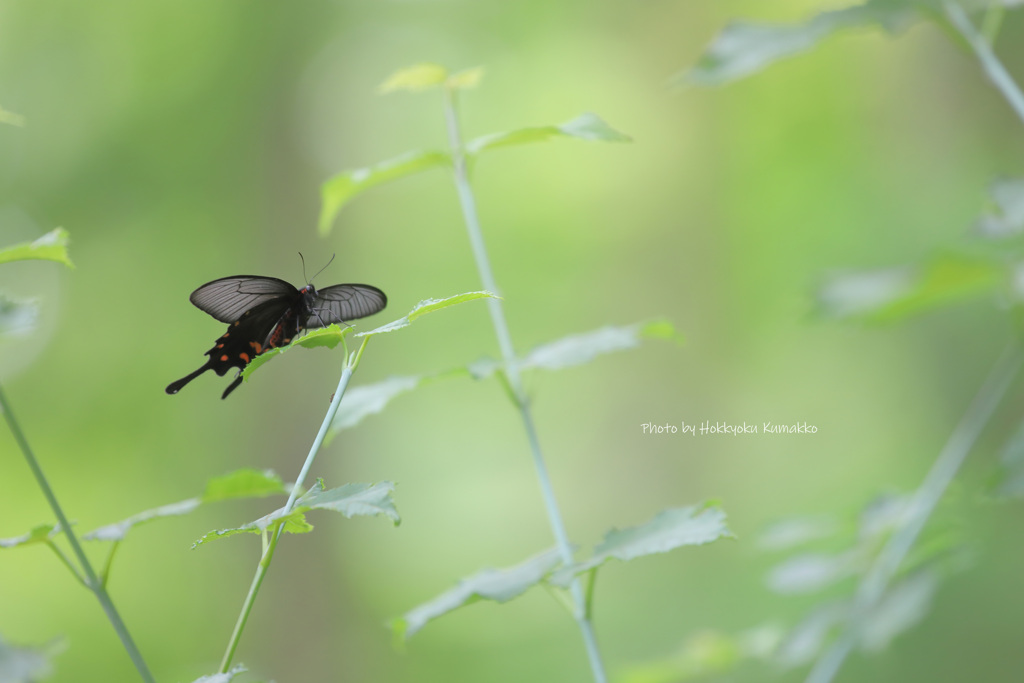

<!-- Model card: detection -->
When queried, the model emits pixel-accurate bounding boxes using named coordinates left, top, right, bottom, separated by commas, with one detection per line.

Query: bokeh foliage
left=2, top=1, right=1024, bottom=682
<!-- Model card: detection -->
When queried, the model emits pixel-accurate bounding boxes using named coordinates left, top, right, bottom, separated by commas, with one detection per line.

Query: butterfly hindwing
left=205, top=298, right=297, bottom=374
left=196, top=298, right=300, bottom=398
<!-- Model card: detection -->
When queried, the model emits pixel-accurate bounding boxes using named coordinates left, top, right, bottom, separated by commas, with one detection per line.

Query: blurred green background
left=2, top=1, right=1023, bottom=681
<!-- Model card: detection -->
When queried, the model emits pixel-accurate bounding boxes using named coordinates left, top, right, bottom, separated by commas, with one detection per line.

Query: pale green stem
left=46, top=540, right=86, bottom=587
left=219, top=338, right=366, bottom=672
left=807, top=12, right=1024, bottom=681
left=804, top=343, right=1022, bottom=683
left=943, top=1, right=1024, bottom=126
left=442, top=86, right=608, bottom=683
left=101, top=541, right=122, bottom=589
left=0, top=382, right=155, bottom=683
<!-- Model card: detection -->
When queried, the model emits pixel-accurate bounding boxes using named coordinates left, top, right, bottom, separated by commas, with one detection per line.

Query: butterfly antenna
left=299, top=252, right=308, bottom=284
left=309, top=253, right=336, bottom=284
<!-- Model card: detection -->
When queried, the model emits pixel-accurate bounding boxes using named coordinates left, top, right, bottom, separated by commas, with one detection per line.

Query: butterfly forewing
left=305, top=284, right=387, bottom=328
left=190, top=276, right=299, bottom=323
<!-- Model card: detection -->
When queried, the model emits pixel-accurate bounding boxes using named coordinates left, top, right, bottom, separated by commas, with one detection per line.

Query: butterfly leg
left=310, top=306, right=352, bottom=330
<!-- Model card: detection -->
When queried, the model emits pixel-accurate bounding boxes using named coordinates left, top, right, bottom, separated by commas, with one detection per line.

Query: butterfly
left=166, top=275, right=387, bottom=399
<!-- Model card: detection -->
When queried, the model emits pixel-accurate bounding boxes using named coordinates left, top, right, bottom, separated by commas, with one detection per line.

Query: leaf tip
left=446, top=66, right=485, bottom=90
left=390, top=618, right=409, bottom=650
left=641, top=319, right=683, bottom=345
left=379, top=63, right=449, bottom=94
left=0, top=105, right=26, bottom=127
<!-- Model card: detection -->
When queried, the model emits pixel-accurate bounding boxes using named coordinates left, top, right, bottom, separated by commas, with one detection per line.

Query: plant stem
left=943, top=1, right=1024, bottom=126
left=101, top=540, right=122, bottom=589
left=442, top=86, right=608, bottom=683
left=46, top=540, right=86, bottom=587
left=0, top=382, right=155, bottom=683
left=220, top=343, right=361, bottom=672
left=804, top=343, right=1022, bottom=683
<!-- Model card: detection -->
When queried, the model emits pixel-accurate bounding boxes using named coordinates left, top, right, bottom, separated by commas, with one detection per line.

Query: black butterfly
left=166, top=276, right=387, bottom=399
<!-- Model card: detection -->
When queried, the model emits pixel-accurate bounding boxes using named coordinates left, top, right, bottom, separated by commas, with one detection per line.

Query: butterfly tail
left=166, top=362, right=212, bottom=395
left=221, top=375, right=244, bottom=400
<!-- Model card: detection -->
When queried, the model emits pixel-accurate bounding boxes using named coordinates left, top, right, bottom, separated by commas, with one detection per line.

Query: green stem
left=46, top=540, right=86, bottom=587
left=0, top=382, right=155, bottom=683
left=218, top=525, right=282, bottom=673
left=442, top=85, right=608, bottom=683
left=583, top=568, right=598, bottom=621
left=804, top=343, right=1022, bottom=683
left=219, top=342, right=362, bottom=672
left=943, top=1, right=1024, bottom=126
left=101, top=541, right=122, bottom=589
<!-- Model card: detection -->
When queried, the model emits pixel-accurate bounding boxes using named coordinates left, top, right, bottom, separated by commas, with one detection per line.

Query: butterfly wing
left=305, top=284, right=387, bottom=328
left=190, top=276, right=299, bottom=323
left=167, top=295, right=299, bottom=398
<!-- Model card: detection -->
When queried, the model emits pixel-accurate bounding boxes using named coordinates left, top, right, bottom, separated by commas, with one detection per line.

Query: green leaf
left=296, top=479, right=400, bottom=525
left=471, top=320, right=680, bottom=378
left=193, top=481, right=398, bottom=547
left=765, top=551, right=861, bottom=595
left=0, top=635, right=62, bottom=682
left=447, top=66, right=484, bottom=90
left=775, top=601, right=850, bottom=667
left=520, top=319, right=680, bottom=371
left=738, top=622, right=787, bottom=660
left=328, top=319, right=678, bottom=436
left=356, top=291, right=496, bottom=337
left=466, top=112, right=631, bottom=155
left=190, top=664, right=247, bottom=683
left=82, top=469, right=289, bottom=542
left=0, top=105, right=25, bottom=127
left=0, top=228, right=73, bottom=268
left=193, top=509, right=313, bottom=546
left=318, top=150, right=450, bottom=235
left=638, top=319, right=681, bottom=341
left=0, top=294, right=38, bottom=336
left=682, top=1, right=919, bottom=87
left=393, top=548, right=562, bottom=640
left=241, top=324, right=351, bottom=381
left=976, top=177, right=1024, bottom=238
left=859, top=571, right=938, bottom=651
left=328, top=375, right=423, bottom=435
left=815, top=251, right=1004, bottom=323
left=858, top=493, right=911, bottom=540
left=83, top=499, right=201, bottom=542
left=243, top=292, right=492, bottom=381
left=202, top=468, right=287, bottom=502
left=0, top=524, right=59, bottom=549
left=549, top=505, right=733, bottom=586
left=757, top=516, right=839, bottom=551
left=379, top=63, right=448, bottom=93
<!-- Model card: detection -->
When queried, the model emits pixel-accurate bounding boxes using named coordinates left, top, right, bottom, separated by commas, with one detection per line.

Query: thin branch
left=943, top=1, right=1024, bottom=126
left=0, top=382, right=155, bottom=683
left=219, top=344, right=363, bottom=672
left=442, top=86, right=609, bottom=683
left=46, top=540, right=86, bottom=587
left=100, top=541, right=122, bottom=590
left=804, top=343, right=1022, bottom=683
